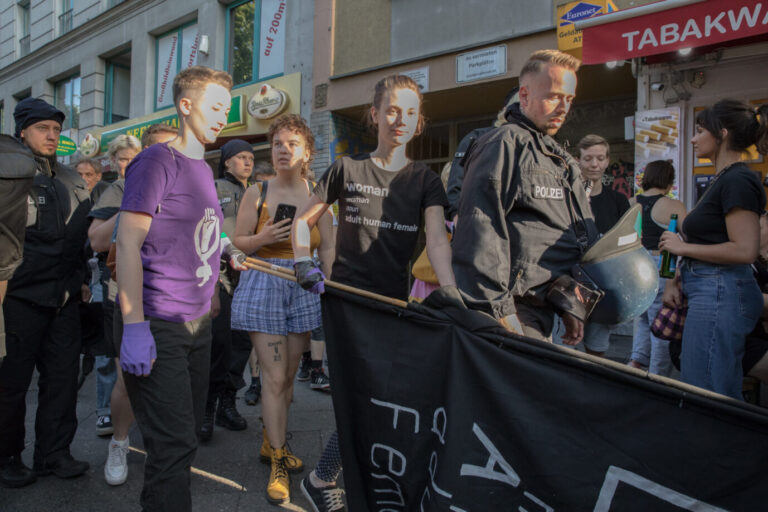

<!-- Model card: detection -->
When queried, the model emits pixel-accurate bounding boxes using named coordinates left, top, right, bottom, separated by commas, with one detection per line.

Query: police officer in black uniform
left=199, top=139, right=255, bottom=441
left=0, top=98, right=91, bottom=488
left=452, top=50, right=599, bottom=344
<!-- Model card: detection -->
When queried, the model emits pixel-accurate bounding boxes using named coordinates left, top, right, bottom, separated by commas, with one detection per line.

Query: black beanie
left=14, top=98, right=66, bottom=138
left=218, top=139, right=254, bottom=178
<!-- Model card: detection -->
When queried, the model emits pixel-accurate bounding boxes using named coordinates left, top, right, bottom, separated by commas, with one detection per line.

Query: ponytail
left=755, top=103, right=768, bottom=156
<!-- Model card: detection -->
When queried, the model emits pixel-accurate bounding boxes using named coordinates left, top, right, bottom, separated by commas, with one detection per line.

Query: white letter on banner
left=371, top=473, right=405, bottom=507
left=705, top=12, right=726, bottom=36
left=371, top=443, right=406, bottom=476
left=432, top=407, right=448, bottom=445
left=659, top=23, right=680, bottom=45
left=371, top=398, right=420, bottom=434
left=622, top=30, right=640, bottom=51
left=728, top=4, right=762, bottom=31
left=429, top=452, right=452, bottom=498
left=519, top=491, right=554, bottom=512
left=459, top=423, right=520, bottom=487
left=637, top=28, right=659, bottom=50
left=680, top=19, right=703, bottom=42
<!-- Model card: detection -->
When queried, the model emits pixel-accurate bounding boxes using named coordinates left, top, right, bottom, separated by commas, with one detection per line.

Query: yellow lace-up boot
left=266, top=445, right=291, bottom=504
left=260, top=427, right=304, bottom=473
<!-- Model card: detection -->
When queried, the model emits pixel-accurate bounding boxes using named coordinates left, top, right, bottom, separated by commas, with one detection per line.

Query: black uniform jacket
left=8, top=151, right=91, bottom=308
left=452, top=104, right=599, bottom=319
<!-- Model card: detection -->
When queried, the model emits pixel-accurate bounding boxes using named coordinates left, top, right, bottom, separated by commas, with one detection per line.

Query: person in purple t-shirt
left=115, top=66, right=232, bottom=512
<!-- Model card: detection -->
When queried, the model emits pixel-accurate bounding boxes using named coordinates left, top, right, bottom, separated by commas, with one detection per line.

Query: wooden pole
left=242, top=257, right=408, bottom=308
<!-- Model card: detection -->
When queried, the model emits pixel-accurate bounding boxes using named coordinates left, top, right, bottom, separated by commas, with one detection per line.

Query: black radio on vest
left=659, top=213, right=678, bottom=278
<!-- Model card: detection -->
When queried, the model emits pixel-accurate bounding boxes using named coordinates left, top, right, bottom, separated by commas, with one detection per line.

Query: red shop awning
left=577, top=0, right=768, bottom=64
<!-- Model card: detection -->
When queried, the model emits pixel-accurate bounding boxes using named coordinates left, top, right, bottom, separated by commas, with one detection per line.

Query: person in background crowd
left=251, top=160, right=275, bottom=182
left=0, top=98, right=91, bottom=488
left=292, top=74, right=455, bottom=512
left=552, top=134, right=629, bottom=356
left=744, top=211, right=768, bottom=383
left=628, top=160, right=686, bottom=375
left=115, top=66, right=231, bottom=511
left=452, top=49, right=598, bottom=341
left=0, top=135, right=36, bottom=367
left=89, top=126, right=177, bottom=487
left=445, top=87, right=519, bottom=222
left=76, top=157, right=106, bottom=196
left=88, top=135, right=142, bottom=445
left=140, top=123, right=179, bottom=150
left=198, top=139, right=254, bottom=442
left=232, top=114, right=334, bottom=505
left=660, top=99, right=768, bottom=399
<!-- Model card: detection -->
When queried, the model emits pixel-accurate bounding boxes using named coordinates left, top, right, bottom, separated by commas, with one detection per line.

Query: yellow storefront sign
left=557, top=0, right=618, bottom=52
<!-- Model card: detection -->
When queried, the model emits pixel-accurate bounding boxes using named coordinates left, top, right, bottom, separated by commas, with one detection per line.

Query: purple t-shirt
left=121, top=143, right=223, bottom=322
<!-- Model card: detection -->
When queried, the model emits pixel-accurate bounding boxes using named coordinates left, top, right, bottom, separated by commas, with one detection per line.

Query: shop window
left=18, top=0, right=30, bottom=57
left=104, top=52, right=131, bottom=125
left=154, top=21, right=200, bottom=111
left=226, top=0, right=286, bottom=88
left=54, top=75, right=81, bottom=131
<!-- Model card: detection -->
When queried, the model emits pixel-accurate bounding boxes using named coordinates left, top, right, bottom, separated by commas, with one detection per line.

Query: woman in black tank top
left=629, top=161, right=686, bottom=375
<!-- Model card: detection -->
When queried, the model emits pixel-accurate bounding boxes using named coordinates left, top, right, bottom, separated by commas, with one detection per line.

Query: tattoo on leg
left=268, top=340, right=282, bottom=362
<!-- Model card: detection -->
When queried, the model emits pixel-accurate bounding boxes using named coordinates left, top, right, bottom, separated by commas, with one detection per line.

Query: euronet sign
left=578, top=0, right=768, bottom=64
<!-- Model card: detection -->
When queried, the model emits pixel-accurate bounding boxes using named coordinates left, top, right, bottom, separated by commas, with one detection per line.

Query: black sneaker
left=301, top=476, right=346, bottom=512
left=297, top=354, right=311, bottom=381
left=310, top=369, right=331, bottom=392
left=244, top=380, right=261, bottom=405
left=96, top=414, right=114, bottom=437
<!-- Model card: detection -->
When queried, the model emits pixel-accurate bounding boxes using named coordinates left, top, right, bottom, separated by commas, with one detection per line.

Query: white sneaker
left=104, top=437, right=129, bottom=486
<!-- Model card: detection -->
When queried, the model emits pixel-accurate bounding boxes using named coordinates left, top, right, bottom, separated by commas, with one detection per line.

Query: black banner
left=322, top=287, right=768, bottom=511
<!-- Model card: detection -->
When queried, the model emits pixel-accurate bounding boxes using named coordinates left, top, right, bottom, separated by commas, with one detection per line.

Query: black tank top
left=637, top=194, right=666, bottom=250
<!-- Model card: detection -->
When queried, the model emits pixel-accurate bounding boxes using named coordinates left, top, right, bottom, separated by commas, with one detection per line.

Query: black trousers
left=117, top=313, right=211, bottom=512
left=209, top=287, right=251, bottom=397
left=0, top=297, right=81, bottom=462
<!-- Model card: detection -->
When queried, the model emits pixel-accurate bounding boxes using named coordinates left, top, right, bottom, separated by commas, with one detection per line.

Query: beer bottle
left=659, top=213, right=678, bottom=278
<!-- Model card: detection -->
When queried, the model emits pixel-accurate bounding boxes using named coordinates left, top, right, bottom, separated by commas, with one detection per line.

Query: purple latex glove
left=294, top=260, right=326, bottom=294
left=120, top=321, right=157, bottom=376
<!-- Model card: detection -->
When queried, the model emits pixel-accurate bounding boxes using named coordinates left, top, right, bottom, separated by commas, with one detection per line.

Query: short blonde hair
left=520, top=50, right=580, bottom=79
left=172, top=66, right=233, bottom=106
left=107, top=134, right=141, bottom=161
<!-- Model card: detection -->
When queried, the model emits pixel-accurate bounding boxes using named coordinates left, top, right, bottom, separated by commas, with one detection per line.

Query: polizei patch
left=533, top=185, right=564, bottom=200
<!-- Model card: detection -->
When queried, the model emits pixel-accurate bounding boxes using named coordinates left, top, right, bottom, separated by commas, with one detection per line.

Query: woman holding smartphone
left=231, top=114, right=333, bottom=505
left=291, top=74, right=455, bottom=512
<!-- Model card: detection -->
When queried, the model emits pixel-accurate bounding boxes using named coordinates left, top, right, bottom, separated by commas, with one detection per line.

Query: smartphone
left=274, top=203, right=297, bottom=224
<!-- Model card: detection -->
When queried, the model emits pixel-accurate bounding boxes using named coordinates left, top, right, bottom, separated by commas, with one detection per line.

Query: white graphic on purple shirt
left=194, top=207, right=220, bottom=286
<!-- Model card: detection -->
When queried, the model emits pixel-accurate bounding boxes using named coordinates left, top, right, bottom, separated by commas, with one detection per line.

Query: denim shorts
left=680, top=259, right=762, bottom=400
left=230, top=258, right=321, bottom=335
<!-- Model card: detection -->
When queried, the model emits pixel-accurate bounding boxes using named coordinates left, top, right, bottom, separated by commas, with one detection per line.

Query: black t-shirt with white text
left=314, top=154, right=448, bottom=299
left=682, top=163, right=765, bottom=245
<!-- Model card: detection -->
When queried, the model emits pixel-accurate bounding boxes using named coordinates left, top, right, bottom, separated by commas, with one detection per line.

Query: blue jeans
left=631, top=279, right=673, bottom=376
left=95, top=355, right=117, bottom=416
left=680, top=259, right=762, bottom=400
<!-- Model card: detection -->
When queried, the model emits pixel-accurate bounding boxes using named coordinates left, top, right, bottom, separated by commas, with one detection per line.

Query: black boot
left=198, top=395, right=216, bottom=443
left=0, top=455, right=37, bottom=488
left=216, top=390, right=247, bottom=431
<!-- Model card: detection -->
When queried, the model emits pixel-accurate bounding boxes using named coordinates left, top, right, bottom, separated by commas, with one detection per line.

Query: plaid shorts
left=231, top=258, right=322, bottom=335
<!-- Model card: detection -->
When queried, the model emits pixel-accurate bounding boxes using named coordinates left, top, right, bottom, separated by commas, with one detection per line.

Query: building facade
left=0, top=0, right=314, bottom=170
